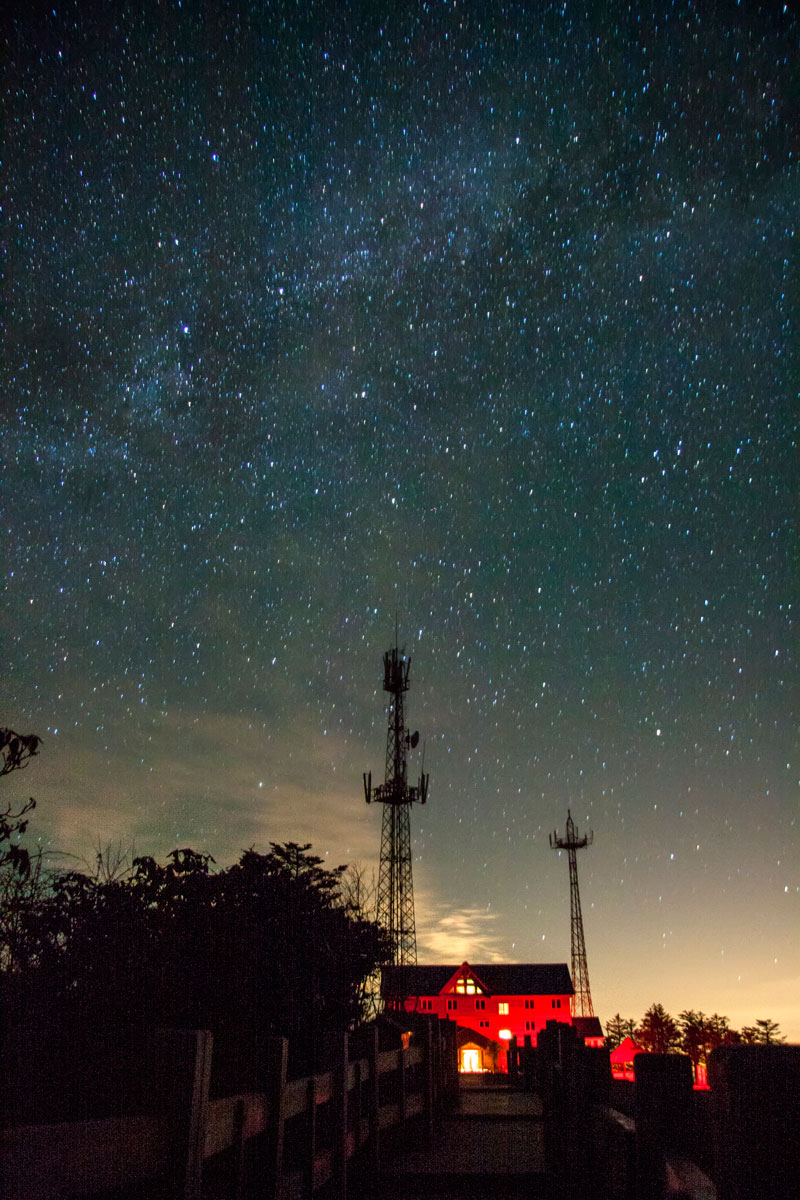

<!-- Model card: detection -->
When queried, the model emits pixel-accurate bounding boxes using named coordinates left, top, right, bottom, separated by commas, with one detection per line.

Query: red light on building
left=381, top=961, right=583, bottom=1072
left=610, top=1036, right=642, bottom=1081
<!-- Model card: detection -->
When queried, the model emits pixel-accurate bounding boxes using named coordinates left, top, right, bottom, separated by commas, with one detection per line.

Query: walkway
left=379, top=1075, right=558, bottom=1198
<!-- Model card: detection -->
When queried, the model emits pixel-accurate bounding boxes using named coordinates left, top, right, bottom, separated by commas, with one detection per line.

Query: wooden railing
left=1, top=1017, right=458, bottom=1200
left=512, top=1023, right=800, bottom=1200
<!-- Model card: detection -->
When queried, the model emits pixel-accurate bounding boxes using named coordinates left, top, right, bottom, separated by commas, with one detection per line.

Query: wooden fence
left=510, top=1023, right=800, bottom=1200
left=1, top=1017, right=458, bottom=1200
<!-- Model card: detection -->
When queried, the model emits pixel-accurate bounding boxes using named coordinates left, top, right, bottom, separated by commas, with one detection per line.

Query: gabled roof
left=456, top=1026, right=501, bottom=1049
left=440, top=961, right=492, bottom=995
left=381, top=962, right=574, bottom=998
left=609, top=1036, right=642, bottom=1062
left=573, top=1016, right=604, bottom=1039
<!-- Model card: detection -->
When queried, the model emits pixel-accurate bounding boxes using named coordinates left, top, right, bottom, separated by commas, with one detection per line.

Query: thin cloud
left=24, top=703, right=376, bottom=868
left=416, top=901, right=506, bottom=963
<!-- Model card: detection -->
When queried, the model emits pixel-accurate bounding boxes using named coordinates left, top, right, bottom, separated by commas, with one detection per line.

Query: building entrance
left=460, top=1048, right=480, bottom=1072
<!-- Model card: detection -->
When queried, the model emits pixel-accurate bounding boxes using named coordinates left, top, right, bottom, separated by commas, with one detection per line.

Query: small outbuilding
left=456, top=1025, right=502, bottom=1073
left=572, top=1015, right=605, bottom=1047
left=610, top=1035, right=643, bottom=1080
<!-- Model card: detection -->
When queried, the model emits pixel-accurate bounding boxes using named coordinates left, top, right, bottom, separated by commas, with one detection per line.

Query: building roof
left=609, top=1036, right=643, bottom=1062
left=572, top=1016, right=604, bottom=1039
left=456, top=1026, right=501, bottom=1049
left=381, top=961, right=574, bottom=998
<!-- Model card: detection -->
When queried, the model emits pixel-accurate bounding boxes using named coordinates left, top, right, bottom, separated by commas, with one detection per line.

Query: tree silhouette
left=25, top=840, right=390, bottom=1038
left=755, top=1018, right=784, bottom=1044
left=604, top=1012, right=637, bottom=1050
left=627, top=1004, right=785, bottom=1059
left=706, top=1013, right=739, bottom=1049
left=636, top=1003, right=680, bottom=1054
left=678, top=1010, right=710, bottom=1076
left=740, top=1018, right=785, bottom=1045
left=0, top=728, right=41, bottom=877
left=0, top=729, right=41, bottom=778
left=2, top=835, right=393, bottom=1119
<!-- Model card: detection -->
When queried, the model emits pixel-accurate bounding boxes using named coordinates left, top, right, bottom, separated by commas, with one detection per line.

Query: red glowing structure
left=382, top=961, right=575, bottom=1072
left=610, top=1035, right=643, bottom=1081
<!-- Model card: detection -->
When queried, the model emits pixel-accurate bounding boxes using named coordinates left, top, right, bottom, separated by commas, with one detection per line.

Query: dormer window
left=453, top=972, right=486, bottom=995
left=455, top=978, right=482, bottom=994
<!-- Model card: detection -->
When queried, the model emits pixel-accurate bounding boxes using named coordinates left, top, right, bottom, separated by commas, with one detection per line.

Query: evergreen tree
left=678, top=1010, right=710, bottom=1075
left=753, top=1018, right=784, bottom=1044
left=604, top=1012, right=637, bottom=1050
left=636, top=1003, right=680, bottom=1054
left=706, top=1013, right=739, bottom=1049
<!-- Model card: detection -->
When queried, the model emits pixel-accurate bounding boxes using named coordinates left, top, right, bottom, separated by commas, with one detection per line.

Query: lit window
left=455, top=976, right=483, bottom=994
left=498, top=1029, right=512, bottom=1040
left=498, top=1002, right=509, bottom=1015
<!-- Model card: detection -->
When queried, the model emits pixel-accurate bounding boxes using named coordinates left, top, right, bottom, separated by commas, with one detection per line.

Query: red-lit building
left=609, top=1035, right=642, bottom=1080
left=381, top=960, right=578, bottom=1072
left=572, top=1015, right=605, bottom=1048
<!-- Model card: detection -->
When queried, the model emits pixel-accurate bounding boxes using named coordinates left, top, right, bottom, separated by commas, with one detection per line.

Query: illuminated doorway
left=461, top=1048, right=480, bottom=1072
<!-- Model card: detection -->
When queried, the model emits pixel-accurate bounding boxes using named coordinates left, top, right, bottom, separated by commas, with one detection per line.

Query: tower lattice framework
left=550, top=810, right=595, bottom=1018
left=364, top=646, right=428, bottom=967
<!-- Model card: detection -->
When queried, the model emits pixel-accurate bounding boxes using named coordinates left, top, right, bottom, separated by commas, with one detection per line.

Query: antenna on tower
left=550, top=809, right=595, bottom=1018
left=364, top=640, right=428, bottom=970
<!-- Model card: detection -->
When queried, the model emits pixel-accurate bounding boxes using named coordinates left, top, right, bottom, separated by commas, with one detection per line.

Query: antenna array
left=364, top=645, right=428, bottom=967
left=550, top=810, right=595, bottom=1018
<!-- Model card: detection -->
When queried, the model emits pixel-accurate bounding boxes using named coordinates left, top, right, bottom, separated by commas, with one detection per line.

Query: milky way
left=4, top=3, right=797, bottom=1036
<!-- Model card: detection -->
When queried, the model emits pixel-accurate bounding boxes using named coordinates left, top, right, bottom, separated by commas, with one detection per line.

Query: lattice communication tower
left=364, top=646, right=428, bottom=967
left=550, top=810, right=595, bottom=1018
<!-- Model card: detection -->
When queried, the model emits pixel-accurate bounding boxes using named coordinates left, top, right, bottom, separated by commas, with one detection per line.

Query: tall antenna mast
left=550, top=810, right=595, bottom=1018
left=364, top=643, right=428, bottom=967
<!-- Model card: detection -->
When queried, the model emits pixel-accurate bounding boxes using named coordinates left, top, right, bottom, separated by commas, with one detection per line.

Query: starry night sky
left=4, top=3, right=798, bottom=1037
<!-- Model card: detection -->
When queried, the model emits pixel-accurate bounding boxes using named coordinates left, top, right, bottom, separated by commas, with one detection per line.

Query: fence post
left=709, top=1044, right=800, bottom=1200
left=149, top=1028, right=213, bottom=1200
left=444, top=1018, right=458, bottom=1101
left=186, top=1030, right=213, bottom=1200
left=634, top=1053, right=693, bottom=1200
left=440, top=1019, right=450, bottom=1101
left=523, top=1034, right=534, bottom=1092
left=430, top=1018, right=441, bottom=1113
left=266, top=1037, right=288, bottom=1200
left=508, top=1035, right=519, bottom=1083
left=538, top=1021, right=595, bottom=1195
left=231, top=1098, right=246, bottom=1200
left=368, top=1024, right=381, bottom=1178
left=334, top=1032, right=350, bottom=1200
left=398, top=1045, right=406, bottom=1125
left=424, top=1017, right=435, bottom=1143
left=439, top=1018, right=449, bottom=1105
left=352, top=1056, right=363, bottom=1151
left=306, top=1074, right=318, bottom=1197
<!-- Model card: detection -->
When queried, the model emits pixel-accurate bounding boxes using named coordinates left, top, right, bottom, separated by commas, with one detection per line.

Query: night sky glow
left=4, top=3, right=798, bottom=1039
